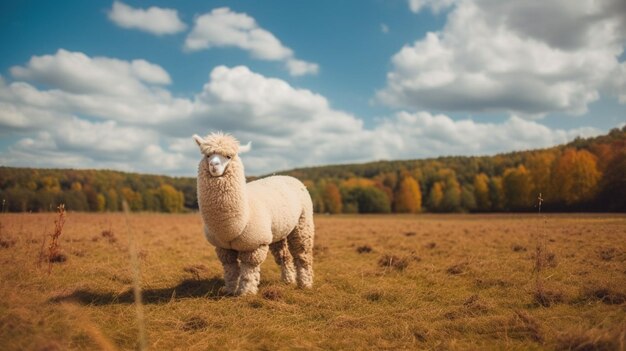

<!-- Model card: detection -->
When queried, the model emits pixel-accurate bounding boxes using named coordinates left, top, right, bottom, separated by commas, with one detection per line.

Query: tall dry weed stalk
left=533, top=193, right=547, bottom=295
left=534, top=193, right=546, bottom=274
left=47, top=204, right=67, bottom=274
left=123, top=200, right=147, bottom=350
left=532, top=193, right=562, bottom=306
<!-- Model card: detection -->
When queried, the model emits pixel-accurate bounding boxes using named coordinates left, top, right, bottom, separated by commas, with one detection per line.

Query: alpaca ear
left=239, top=141, right=252, bottom=154
left=193, top=134, right=205, bottom=147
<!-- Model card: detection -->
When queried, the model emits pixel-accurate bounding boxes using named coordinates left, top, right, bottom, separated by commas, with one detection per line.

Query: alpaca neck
left=198, top=159, right=250, bottom=244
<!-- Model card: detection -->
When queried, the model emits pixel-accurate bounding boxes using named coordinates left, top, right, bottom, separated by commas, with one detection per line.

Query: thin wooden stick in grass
left=123, top=200, right=147, bottom=350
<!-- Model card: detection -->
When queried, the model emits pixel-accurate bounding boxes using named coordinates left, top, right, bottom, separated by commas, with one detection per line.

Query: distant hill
left=275, top=126, right=626, bottom=213
left=0, top=126, right=624, bottom=213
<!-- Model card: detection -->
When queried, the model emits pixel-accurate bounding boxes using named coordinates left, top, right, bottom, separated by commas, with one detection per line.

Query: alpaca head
left=193, top=132, right=252, bottom=177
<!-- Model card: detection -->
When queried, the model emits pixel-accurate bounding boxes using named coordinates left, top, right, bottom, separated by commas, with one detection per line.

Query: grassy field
left=0, top=212, right=625, bottom=350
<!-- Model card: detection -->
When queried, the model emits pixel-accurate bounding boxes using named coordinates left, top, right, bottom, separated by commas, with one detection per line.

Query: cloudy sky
left=1, top=0, right=625, bottom=176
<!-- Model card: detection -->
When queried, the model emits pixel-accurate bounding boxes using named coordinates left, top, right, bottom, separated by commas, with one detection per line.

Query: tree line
left=280, top=126, right=626, bottom=213
left=0, top=168, right=195, bottom=213
left=0, top=126, right=624, bottom=213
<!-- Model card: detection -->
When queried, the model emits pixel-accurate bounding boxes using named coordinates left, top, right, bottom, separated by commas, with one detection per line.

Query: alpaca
left=193, top=132, right=314, bottom=295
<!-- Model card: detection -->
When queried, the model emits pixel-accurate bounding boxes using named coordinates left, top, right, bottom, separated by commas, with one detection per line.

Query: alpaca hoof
left=236, top=287, right=258, bottom=296
left=282, top=272, right=297, bottom=285
left=220, top=287, right=237, bottom=296
left=298, top=283, right=313, bottom=289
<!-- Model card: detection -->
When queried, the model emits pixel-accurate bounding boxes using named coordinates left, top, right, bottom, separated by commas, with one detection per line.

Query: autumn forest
left=1, top=126, right=625, bottom=214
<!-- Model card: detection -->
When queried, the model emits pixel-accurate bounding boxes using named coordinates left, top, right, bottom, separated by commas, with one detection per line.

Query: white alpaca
left=194, top=132, right=315, bottom=295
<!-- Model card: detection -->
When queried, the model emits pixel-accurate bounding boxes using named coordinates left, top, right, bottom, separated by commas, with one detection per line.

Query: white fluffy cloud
left=7, top=49, right=192, bottom=124
left=380, top=0, right=626, bottom=117
left=408, top=0, right=458, bottom=14
left=372, top=112, right=599, bottom=160
left=0, top=50, right=602, bottom=176
left=185, top=7, right=318, bottom=76
left=108, top=1, right=186, bottom=35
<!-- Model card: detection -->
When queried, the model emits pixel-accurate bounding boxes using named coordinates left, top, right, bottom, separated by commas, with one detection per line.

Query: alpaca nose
left=209, top=157, right=221, bottom=167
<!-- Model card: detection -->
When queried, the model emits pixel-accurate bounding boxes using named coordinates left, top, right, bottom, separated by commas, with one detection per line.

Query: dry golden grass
left=0, top=213, right=625, bottom=350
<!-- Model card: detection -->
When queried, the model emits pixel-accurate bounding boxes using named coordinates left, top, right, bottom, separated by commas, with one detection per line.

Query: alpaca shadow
left=50, top=277, right=226, bottom=306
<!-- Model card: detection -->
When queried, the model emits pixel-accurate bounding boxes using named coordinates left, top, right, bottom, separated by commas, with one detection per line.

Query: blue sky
left=1, top=0, right=624, bottom=175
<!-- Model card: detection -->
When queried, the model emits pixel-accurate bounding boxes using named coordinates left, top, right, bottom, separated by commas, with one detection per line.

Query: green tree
left=439, top=169, right=461, bottom=212
left=303, top=180, right=324, bottom=213
left=344, top=186, right=391, bottom=213
left=503, top=165, right=532, bottom=210
left=141, top=189, right=161, bottom=212
left=427, top=182, right=444, bottom=212
left=461, top=184, right=476, bottom=212
left=83, top=186, right=100, bottom=211
left=488, top=176, right=505, bottom=211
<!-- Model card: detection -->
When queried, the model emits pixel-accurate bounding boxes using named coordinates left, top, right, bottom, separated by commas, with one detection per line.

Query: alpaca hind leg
left=269, top=239, right=296, bottom=284
left=287, top=213, right=314, bottom=289
left=215, top=247, right=240, bottom=295
left=237, top=245, right=269, bottom=295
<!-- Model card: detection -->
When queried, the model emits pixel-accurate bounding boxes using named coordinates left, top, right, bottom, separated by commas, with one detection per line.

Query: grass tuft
left=181, top=316, right=209, bottom=332
left=261, top=287, right=283, bottom=301
left=446, top=262, right=468, bottom=275
left=598, top=248, right=617, bottom=261
left=581, top=285, right=626, bottom=305
left=356, top=245, right=373, bottom=254
left=378, top=254, right=409, bottom=271
left=100, top=229, right=117, bottom=244
left=555, top=326, right=626, bottom=351
left=533, top=284, right=564, bottom=307
left=511, top=244, right=527, bottom=252
left=507, top=310, right=543, bottom=343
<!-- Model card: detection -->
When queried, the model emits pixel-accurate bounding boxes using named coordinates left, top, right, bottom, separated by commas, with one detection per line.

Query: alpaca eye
left=227, top=156, right=232, bottom=159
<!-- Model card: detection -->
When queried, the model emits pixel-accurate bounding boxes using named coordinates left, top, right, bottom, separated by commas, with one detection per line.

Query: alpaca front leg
left=269, top=239, right=296, bottom=284
left=215, top=247, right=240, bottom=295
left=237, top=245, right=269, bottom=296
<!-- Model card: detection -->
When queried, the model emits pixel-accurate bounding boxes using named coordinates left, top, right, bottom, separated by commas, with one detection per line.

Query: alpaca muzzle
left=207, top=154, right=231, bottom=177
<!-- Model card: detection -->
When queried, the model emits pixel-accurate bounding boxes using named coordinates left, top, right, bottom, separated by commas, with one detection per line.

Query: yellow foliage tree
left=342, top=177, right=375, bottom=189
left=553, top=148, right=602, bottom=205
left=96, top=194, right=106, bottom=212
left=323, top=183, right=342, bottom=214
left=393, top=175, right=422, bottom=213
left=121, top=187, right=144, bottom=211
left=473, top=173, right=491, bottom=211
left=158, top=184, right=184, bottom=213
left=525, top=150, right=556, bottom=203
